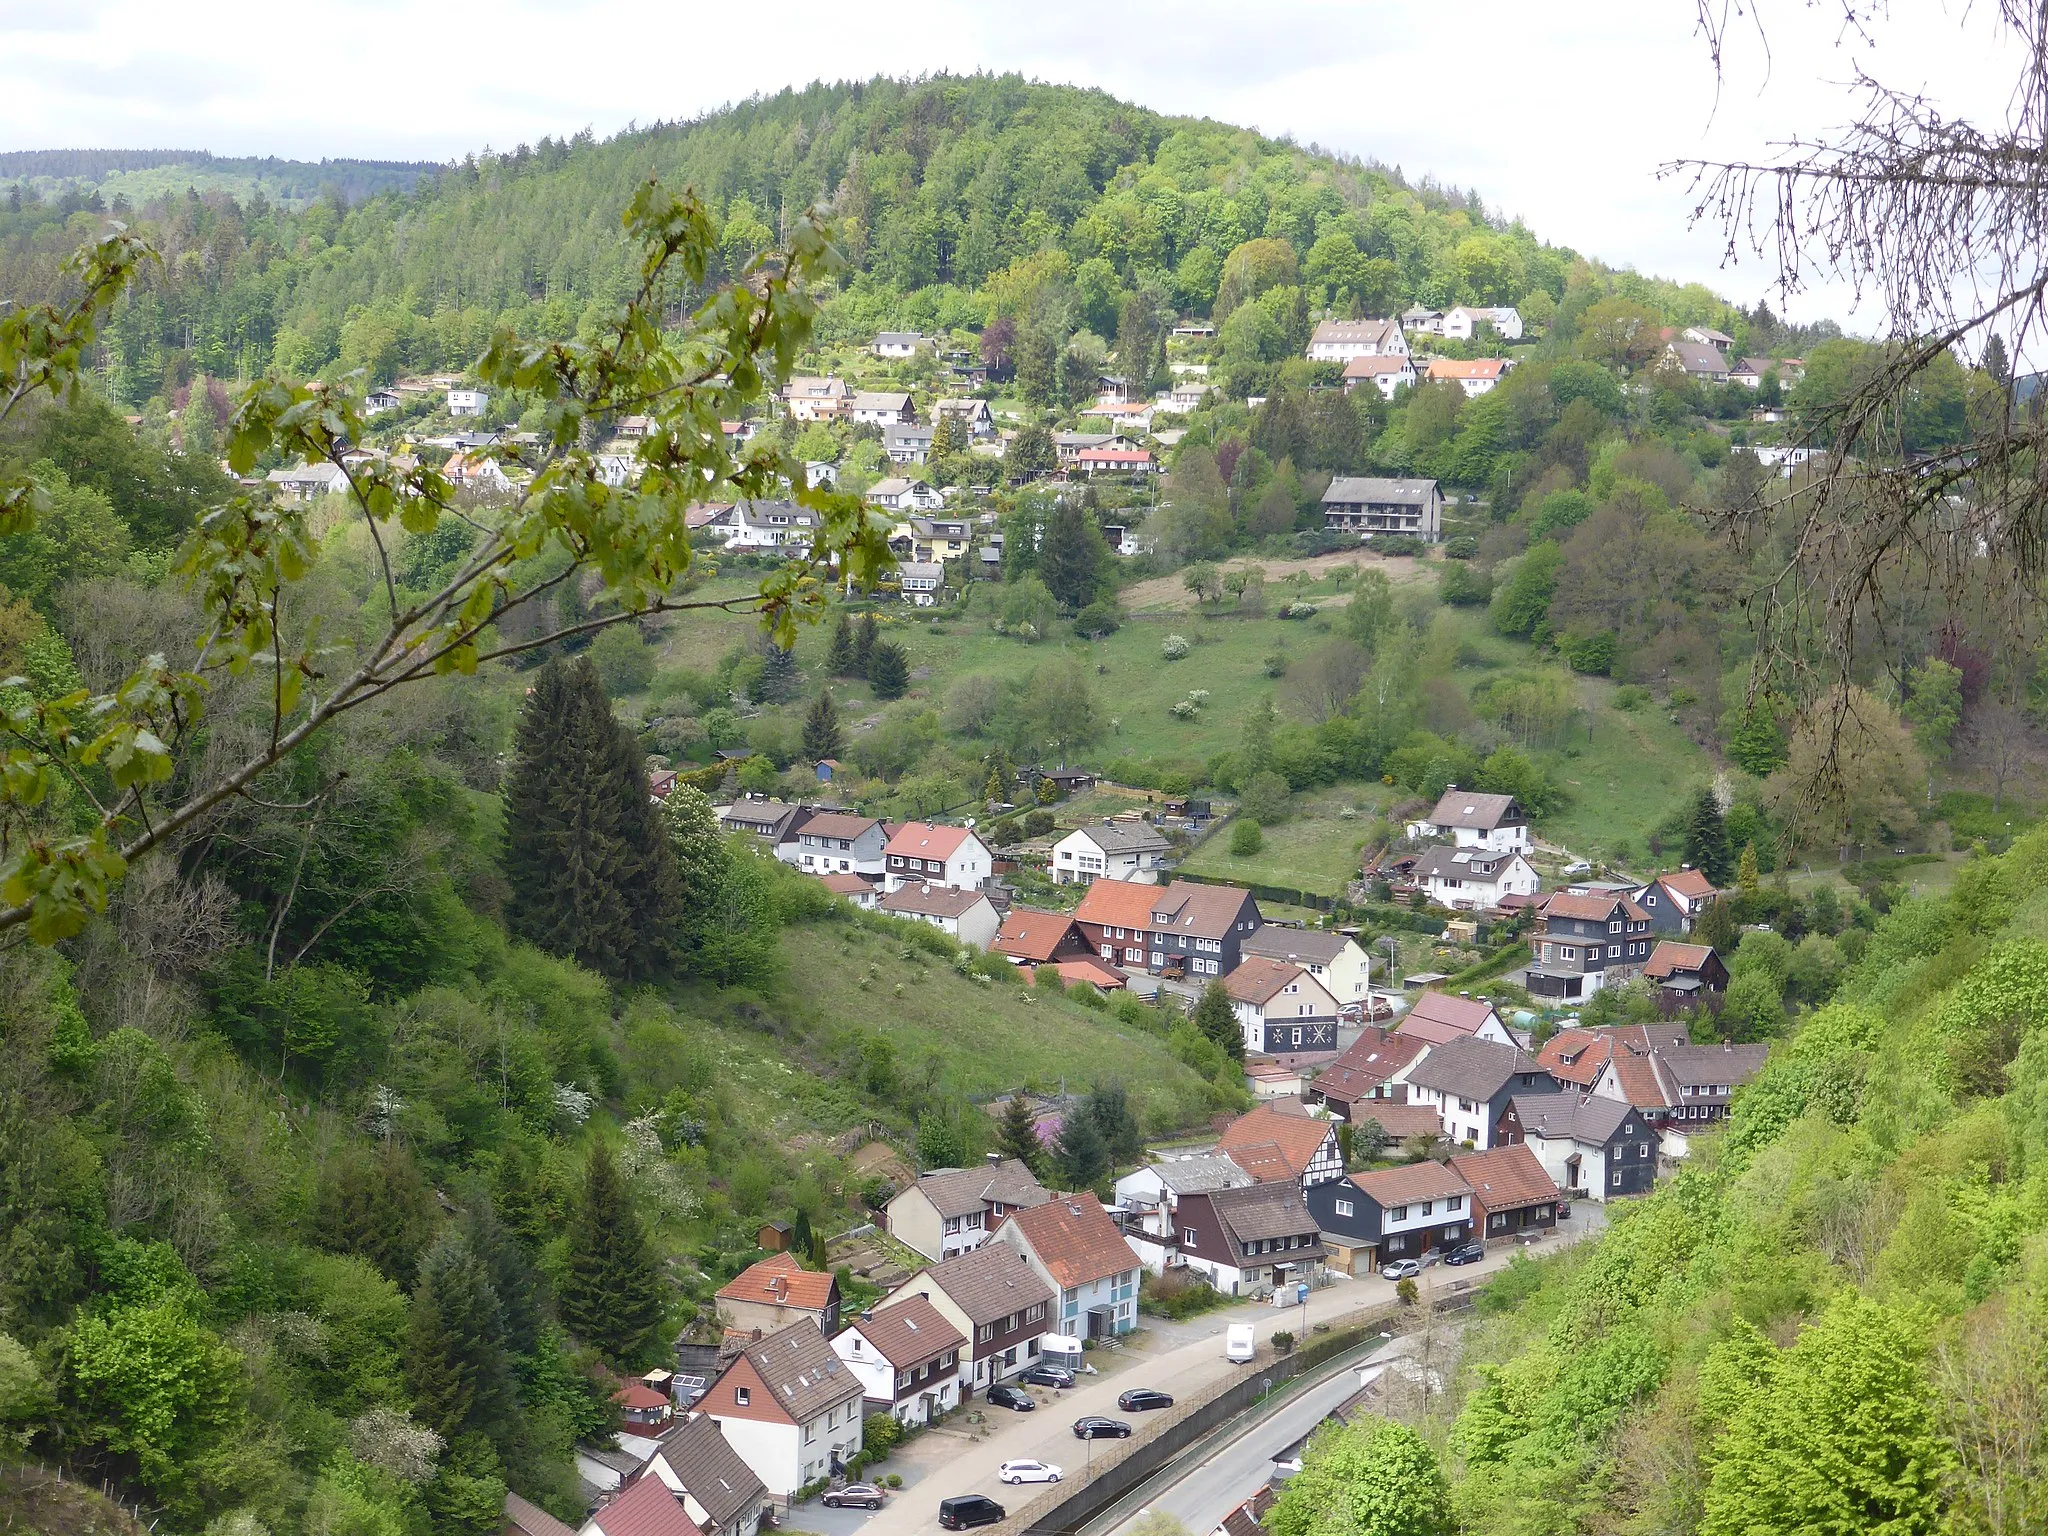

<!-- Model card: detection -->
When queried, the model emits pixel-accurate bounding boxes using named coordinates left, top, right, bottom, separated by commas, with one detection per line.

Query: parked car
left=986, top=1383, right=1035, bottom=1411
left=1444, top=1242, right=1486, bottom=1266
left=1019, top=1363, right=1075, bottom=1388
left=999, top=1460, right=1064, bottom=1485
left=1381, top=1258, right=1422, bottom=1280
left=822, top=1485, right=886, bottom=1510
left=1118, top=1388, right=1174, bottom=1412
left=1072, top=1416, right=1131, bottom=1440
left=938, top=1494, right=1006, bottom=1530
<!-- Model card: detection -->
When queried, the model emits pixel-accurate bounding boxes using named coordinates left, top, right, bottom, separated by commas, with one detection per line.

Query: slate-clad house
left=1222, top=957, right=1341, bottom=1056
left=1535, top=1023, right=1689, bottom=1090
left=1320, top=476, right=1443, bottom=541
left=1642, top=941, right=1730, bottom=998
left=1308, top=1162, right=1474, bottom=1275
left=700, top=1322, right=863, bottom=1502
left=1448, top=1143, right=1562, bottom=1241
left=874, top=1242, right=1052, bottom=1394
left=1403, top=1037, right=1559, bottom=1149
left=830, top=1296, right=966, bottom=1425
left=1594, top=1042, right=1769, bottom=1139
left=1072, top=878, right=1262, bottom=980
left=1525, top=890, right=1657, bottom=1001
left=1113, top=1153, right=1255, bottom=1272
left=1172, top=1182, right=1326, bottom=1296
left=1497, top=1092, right=1656, bottom=1201
left=1631, top=868, right=1721, bottom=935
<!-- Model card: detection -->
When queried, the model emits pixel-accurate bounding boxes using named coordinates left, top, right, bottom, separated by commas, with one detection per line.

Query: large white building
left=1406, top=787, right=1532, bottom=854
left=699, top=1322, right=863, bottom=1502
left=1050, top=822, right=1172, bottom=885
left=1305, top=317, right=1409, bottom=363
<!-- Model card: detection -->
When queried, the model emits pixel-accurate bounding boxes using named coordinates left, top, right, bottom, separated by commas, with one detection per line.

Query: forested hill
left=0, top=73, right=1738, bottom=403
left=0, top=150, right=442, bottom=210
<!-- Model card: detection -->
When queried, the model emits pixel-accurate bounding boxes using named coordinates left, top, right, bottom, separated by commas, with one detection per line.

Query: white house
left=1406, top=787, right=1532, bottom=853
left=1221, top=957, right=1341, bottom=1057
left=883, top=822, right=990, bottom=892
left=699, top=1322, right=863, bottom=1503
left=805, top=461, right=839, bottom=489
left=994, top=1193, right=1141, bottom=1339
left=1439, top=306, right=1524, bottom=341
left=932, top=398, right=995, bottom=437
left=1497, top=1092, right=1657, bottom=1202
left=1423, top=358, right=1511, bottom=396
left=831, top=1296, right=965, bottom=1426
left=1407, top=846, right=1541, bottom=911
left=864, top=477, right=946, bottom=513
left=692, top=500, right=821, bottom=555
left=266, top=462, right=350, bottom=502
left=871, top=332, right=934, bottom=359
left=848, top=391, right=916, bottom=427
left=1401, top=1037, right=1560, bottom=1150
left=1113, top=1153, right=1255, bottom=1274
left=872, top=1242, right=1053, bottom=1394
left=876, top=883, right=1001, bottom=949
left=885, top=1159, right=1050, bottom=1262
left=1321, top=477, right=1443, bottom=541
left=446, top=387, right=488, bottom=417
left=898, top=561, right=945, bottom=606
left=781, top=377, right=850, bottom=420
left=1050, top=822, right=1172, bottom=885
left=1305, top=317, right=1409, bottom=363
left=635, top=1413, right=770, bottom=1536
left=780, top=813, right=889, bottom=879
left=1240, top=926, right=1372, bottom=1015
left=1341, top=354, right=1418, bottom=400
left=1170, top=1181, right=1325, bottom=1298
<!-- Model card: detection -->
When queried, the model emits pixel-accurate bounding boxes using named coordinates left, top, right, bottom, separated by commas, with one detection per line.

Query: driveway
left=843, top=1207, right=1607, bottom=1536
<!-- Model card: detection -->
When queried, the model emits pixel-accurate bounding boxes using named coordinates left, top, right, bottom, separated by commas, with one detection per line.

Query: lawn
left=1180, top=783, right=1396, bottom=897
left=1536, top=678, right=1717, bottom=861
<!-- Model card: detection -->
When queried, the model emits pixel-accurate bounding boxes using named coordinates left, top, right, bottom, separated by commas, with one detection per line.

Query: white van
left=1226, top=1324, right=1256, bottom=1363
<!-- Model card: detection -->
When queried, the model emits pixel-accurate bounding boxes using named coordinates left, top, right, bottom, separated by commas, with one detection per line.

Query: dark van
left=938, top=1494, right=1006, bottom=1530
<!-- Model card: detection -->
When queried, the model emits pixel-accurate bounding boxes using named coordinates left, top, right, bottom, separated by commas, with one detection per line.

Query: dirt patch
left=1121, top=550, right=1433, bottom=612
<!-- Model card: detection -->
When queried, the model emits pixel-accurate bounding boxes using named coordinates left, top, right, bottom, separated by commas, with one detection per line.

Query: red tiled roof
left=1425, top=358, right=1508, bottom=380
left=885, top=822, right=974, bottom=860
left=1073, top=878, right=1160, bottom=930
left=1659, top=868, right=1718, bottom=901
left=1053, top=958, right=1125, bottom=989
left=1345, top=1102, right=1444, bottom=1141
left=613, top=1381, right=670, bottom=1411
left=1342, top=354, right=1413, bottom=376
left=1001, top=1193, right=1136, bottom=1289
left=1544, top=890, right=1651, bottom=923
left=1643, top=942, right=1716, bottom=980
left=716, top=1254, right=836, bottom=1312
left=995, top=909, right=1081, bottom=963
left=817, top=873, right=875, bottom=897
left=1347, top=1161, right=1470, bottom=1206
left=879, top=883, right=991, bottom=919
left=842, top=1294, right=964, bottom=1369
left=1403, top=991, right=1495, bottom=1035
left=1223, top=956, right=1307, bottom=1006
left=798, top=812, right=883, bottom=842
left=1535, top=1028, right=1614, bottom=1088
left=590, top=1474, right=703, bottom=1536
left=1215, top=1102, right=1336, bottom=1181
left=1448, top=1143, right=1559, bottom=1215
left=1605, top=1052, right=1676, bottom=1110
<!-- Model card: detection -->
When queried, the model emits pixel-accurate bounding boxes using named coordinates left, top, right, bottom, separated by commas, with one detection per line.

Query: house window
left=1026, top=1304, right=1044, bottom=1322
left=1609, top=921, right=1622, bottom=933
left=1449, top=1195, right=1463, bottom=1211
left=735, top=1387, right=750, bottom=1406
left=1390, top=1205, right=1408, bottom=1221
left=1421, top=1200, right=1434, bottom=1216
left=978, top=1323, right=993, bottom=1342
left=1183, top=1228, right=1197, bottom=1245
left=1639, top=1142, right=1650, bottom=1157
left=1336, top=1198, right=1354, bottom=1217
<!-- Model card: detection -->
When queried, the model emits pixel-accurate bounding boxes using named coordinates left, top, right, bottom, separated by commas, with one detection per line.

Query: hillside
left=0, top=148, right=442, bottom=207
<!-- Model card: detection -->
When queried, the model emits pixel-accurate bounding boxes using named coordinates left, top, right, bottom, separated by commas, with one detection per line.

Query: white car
left=999, top=1460, right=1064, bottom=1485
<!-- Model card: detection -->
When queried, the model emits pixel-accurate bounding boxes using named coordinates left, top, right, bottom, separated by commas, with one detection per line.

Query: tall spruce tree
left=1037, top=500, right=1101, bottom=611
left=1683, top=787, right=1735, bottom=887
left=459, top=1199, right=547, bottom=1358
left=558, top=1141, right=665, bottom=1366
left=1054, top=1114, right=1110, bottom=1191
left=997, top=1094, right=1046, bottom=1177
left=502, top=657, right=681, bottom=980
left=827, top=612, right=857, bottom=676
left=754, top=640, right=800, bottom=703
left=406, top=1234, right=517, bottom=1443
left=1193, top=982, right=1243, bottom=1061
left=802, top=691, right=843, bottom=762
left=866, top=641, right=909, bottom=701
left=854, top=612, right=878, bottom=672
left=313, top=1141, right=439, bottom=1286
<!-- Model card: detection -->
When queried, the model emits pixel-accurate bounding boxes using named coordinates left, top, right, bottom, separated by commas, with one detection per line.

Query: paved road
left=794, top=1207, right=1605, bottom=1536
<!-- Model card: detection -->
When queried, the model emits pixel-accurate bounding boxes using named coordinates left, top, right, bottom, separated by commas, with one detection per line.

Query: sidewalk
left=816, top=1207, right=1605, bottom=1536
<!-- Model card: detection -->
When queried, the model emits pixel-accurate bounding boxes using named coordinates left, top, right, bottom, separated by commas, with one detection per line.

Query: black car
left=1444, top=1241, right=1486, bottom=1266
left=938, top=1494, right=1006, bottom=1530
left=986, top=1383, right=1036, bottom=1411
left=1019, top=1363, right=1075, bottom=1389
left=1117, top=1388, right=1174, bottom=1412
left=1073, top=1416, right=1132, bottom=1440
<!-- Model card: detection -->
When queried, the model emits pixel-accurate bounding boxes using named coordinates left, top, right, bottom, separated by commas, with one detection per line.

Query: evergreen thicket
left=803, top=690, right=844, bottom=762
left=557, top=1142, right=666, bottom=1366
left=502, top=657, right=680, bottom=981
left=866, top=640, right=909, bottom=701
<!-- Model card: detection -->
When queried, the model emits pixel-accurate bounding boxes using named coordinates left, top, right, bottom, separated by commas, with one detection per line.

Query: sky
left=0, top=0, right=2022, bottom=329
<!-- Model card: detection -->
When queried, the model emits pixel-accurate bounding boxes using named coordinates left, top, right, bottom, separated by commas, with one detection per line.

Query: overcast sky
left=1, top=0, right=2018, bottom=328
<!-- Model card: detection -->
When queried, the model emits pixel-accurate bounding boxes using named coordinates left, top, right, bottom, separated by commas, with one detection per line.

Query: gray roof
left=1323, top=476, right=1438, bottom=507
left=911, top=1239, right=1054, bottom=1324
left=888, top=424, right=935, bottom=443
left=850, top=390, right=913, bottom=411
left=911, top=1159, right=1050, bottom=1221
left=1406, top=1036, right=1548, bottom=1103
left=1422, top=788, right=1524, bottom=831
left=1654, top=1043, right=1769, bottom=1089
left=1408, top=846, right=1520, bottom=881
left=1204, top=1181, right=1324, bottom=1257
left=653, top=1414, right=765, bottom=1527
left=1070, top=821, right=1171, bottom=856
left=505, top=1492, right=577, bottom=1536
left=733, top=1321, right=861, bottom=1423
left=1147, top=1153, right=1254, bottom=1196
left=1241, top=926, right=1351, bottom=967
left=1667, top=341, right=1728, bottom=374
left=1509, top=1092, right=1634, bottom=1146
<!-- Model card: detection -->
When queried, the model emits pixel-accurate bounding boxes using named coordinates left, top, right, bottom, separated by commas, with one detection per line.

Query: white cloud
left=0, top=0, right=2018, bottom=327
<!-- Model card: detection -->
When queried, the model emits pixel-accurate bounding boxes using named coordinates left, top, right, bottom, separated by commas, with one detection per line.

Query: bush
left=1371, top=535, right=1426, bottom=557
left=1231, top=819, right=1264, bottom=856
left=1561, top=629, right=1616, bottom=675
left=1444, top=535, right=1480, bottom=559
left=862, top=1412, right=904, bottom=1463
left=1613, top=684, right=1652, bottom=711
left=1264, top=651, right=1289, bottom=677
left=1074, top=600, right=1122, bottom=637
left=1238, top=770, right=1293, bottom=824
left=1437, top=561, right=1495, bottom=606
left=1022, top=809, right=1056, bottom=838
left=885, top=1475, right=903, bottom=1490
left=1139, top=1268, right=1234, bottom=1320
left=1162, top=633, right=1190, bottom=660
left=1271, top=1330, right=1295, bottom=1354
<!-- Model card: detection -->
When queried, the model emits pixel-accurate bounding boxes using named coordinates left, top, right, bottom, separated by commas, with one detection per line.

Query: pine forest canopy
left=0, top=74, right=1762, bottom=403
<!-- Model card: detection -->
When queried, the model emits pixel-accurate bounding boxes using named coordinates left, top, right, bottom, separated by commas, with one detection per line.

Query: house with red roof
left=1631, top=868, right=1723, bottom=935
left=1214, top=1101, right=1344, bottom=1192
left=992, top=909, right=1091, bottom=966
left=993, top=1193, right=1142, bottom=1338
left=1395, top=990, right=1516, bottom=1048
left=714, top=1255, right=841, bottom=1340
left=1642, top=941, right=1730, bottom=997
left=1449, top=1143, right=1563, bottom=1242
left=882, top=822, right=990, bottom=893
left=1074, top=446, right=1155, bottom=476
left=813, top=871, right=879, bottom=911
left=877, top=882, right=1001, bottom=949
left=1302, top=1028, right=1429, bottom=1121
left=579, top=1470, right=703, bottom=1536
left=1072, top=877, right=1263, bottom=981
left=1525, top=889, right=1656, bottom=1002
left=1424, top=357, right=1513, bottom=396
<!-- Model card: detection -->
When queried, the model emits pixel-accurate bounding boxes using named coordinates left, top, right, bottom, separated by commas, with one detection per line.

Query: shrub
left=1277, top=602, right=1319, bottom=619
left=1372, top=535, right=1426, bottom=557
left=1022, top=809, right=1056, bottom=838
left=1231, top=819, right=1264, bottom=856
left=1444, top=535, right=1480, bottom=559
left=1272, top=1330, right=1295, bottom=1354
left=1613, top=684, right=1652, bottom=711
left=1162, top=633, right=1190, bottom=660
left=1238, top=770, right=1293, bottom=824
left=1074, top=600, right=1122, bottom=637
left=1264, top=651, right=1289, bottom=677
left=1561, top=629, right=1617, bottom=675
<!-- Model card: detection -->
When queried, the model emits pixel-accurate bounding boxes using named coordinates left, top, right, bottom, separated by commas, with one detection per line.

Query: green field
left=1180, top=784, right=1394, bottom=896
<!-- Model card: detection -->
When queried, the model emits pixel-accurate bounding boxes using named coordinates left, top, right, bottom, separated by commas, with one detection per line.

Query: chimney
left=861, top=1309, right=874, bottom=1322
left=987, top=1151, right=1002, bottom=1166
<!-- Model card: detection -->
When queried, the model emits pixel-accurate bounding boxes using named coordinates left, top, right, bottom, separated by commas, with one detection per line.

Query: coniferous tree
left=459, top=1199, right=547, bottom=1358
left=406, top=1234, right=517, bottom=1443
left=827, top=612, right=857, bottom=675
left=754, top=640, right=800, bottom=704
left=1008, top=422, right=1056, bottom=478
left=313, top=1141, right=439, bottom=1286
left=802, top=691, right=843, bottom=762
left=659, top=784, right=736, bottom=979
left=854, top=612, right=878, bottom=673
left=915, top=1109, right=967, bottom=1170
left=557, top=1141, right=665, bottom=1366
left=502, top=657, right=681, bottom=981
left=1696, top=897, right=1740, bottom=955
left=1682, top=787, right=1735, bottom=887
left=1737, top=842, right=1762, bottom=894
left=997, top=1094, right=1046, bottom=1177
left=1192, top=982, right=1244, bottom=1061
left=1054, top=1114, right=1110, bottom=1191
left=1037, top=500, right=1101, bottom=611
left=1080, top=1083, right=1143, bottom=1168
left=867, top=641, right=909, bottom=701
